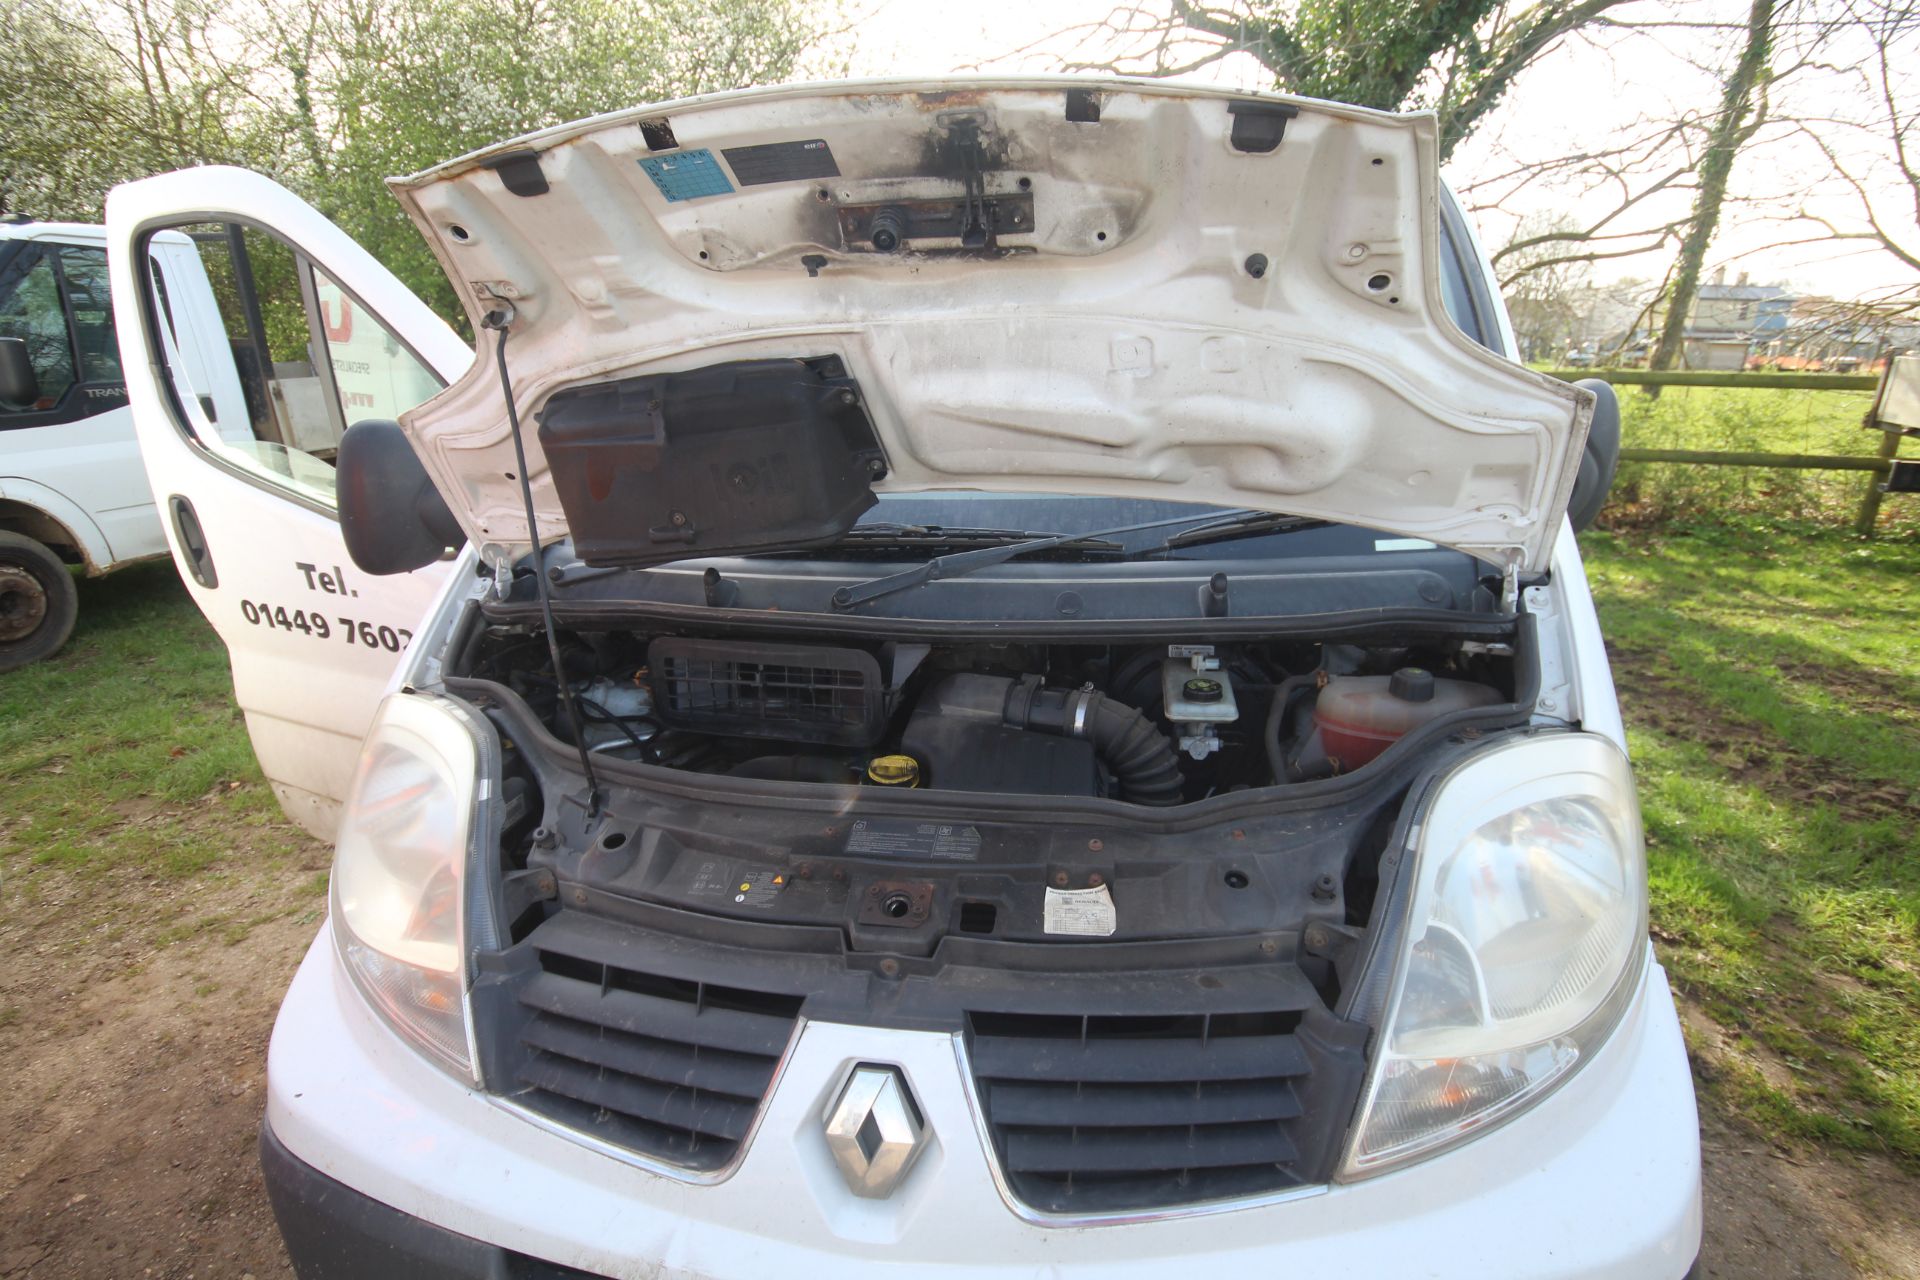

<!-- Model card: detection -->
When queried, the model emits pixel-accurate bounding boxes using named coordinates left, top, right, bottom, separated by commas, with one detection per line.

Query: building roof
left=1698, top=282, right=1791, bottom=302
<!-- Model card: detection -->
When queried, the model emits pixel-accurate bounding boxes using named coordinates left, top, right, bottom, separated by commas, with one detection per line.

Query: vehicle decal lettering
left=236, top=598, right=411, bottom=651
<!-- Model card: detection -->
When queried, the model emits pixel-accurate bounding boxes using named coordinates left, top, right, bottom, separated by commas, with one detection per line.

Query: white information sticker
left=1043, top=885, right=1117, bottom=937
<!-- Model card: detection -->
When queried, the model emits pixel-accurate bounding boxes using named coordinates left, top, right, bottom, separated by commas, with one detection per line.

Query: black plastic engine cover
left=901, top=711, right=1102, bottom=797
left=535, top=356, right=887, bottom=566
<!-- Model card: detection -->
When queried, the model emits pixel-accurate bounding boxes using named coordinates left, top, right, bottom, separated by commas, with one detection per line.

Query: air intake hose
left=1003, top=674, right=1186, bottom=806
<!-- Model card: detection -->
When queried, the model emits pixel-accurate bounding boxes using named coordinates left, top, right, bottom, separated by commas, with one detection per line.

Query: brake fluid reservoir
left=1312, top=668, right=1501, bottom=769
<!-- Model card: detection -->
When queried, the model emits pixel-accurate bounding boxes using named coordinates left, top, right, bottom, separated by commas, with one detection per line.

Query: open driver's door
left=106, top=167, right=473, bottom=841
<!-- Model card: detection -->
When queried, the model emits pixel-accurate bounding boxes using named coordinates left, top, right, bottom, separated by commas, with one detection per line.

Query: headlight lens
left=331, top=692, right=479, bottom=1080
left=1342, top=733, right=1646, bottom=1177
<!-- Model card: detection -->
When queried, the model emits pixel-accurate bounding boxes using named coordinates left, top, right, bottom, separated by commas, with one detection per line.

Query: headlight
left=331, top=692, right=481, bottom=1080
left=1342, top=733, right=1646, bottom=1177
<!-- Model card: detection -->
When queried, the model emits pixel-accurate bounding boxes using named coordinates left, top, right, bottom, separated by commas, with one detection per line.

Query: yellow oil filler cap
left=866, top=754, right=922, bottom=787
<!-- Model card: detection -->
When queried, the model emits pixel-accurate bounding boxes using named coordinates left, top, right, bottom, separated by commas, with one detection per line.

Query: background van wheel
left=0, top=532, right=79, bottom=673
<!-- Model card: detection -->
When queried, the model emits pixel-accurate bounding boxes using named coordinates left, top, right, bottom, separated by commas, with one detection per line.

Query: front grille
left=648, top=638, right=884, bottom=746
left=967, top=1009, right=1318, bottom=1213
left=508, top=928, right=804, bottom=1172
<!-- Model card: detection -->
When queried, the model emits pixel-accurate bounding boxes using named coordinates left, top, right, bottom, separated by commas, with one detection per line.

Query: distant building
left=1529, top=268, right=1913, bottom=370
left=1561, top=269, right=1793, bottom=367
left=1757, top=295, right=1918, bottom=369
left=1689, top=269, right=1793, bottom=349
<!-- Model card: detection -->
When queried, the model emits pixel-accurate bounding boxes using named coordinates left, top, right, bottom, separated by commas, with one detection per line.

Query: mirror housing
left=0, top=337, right=41, bottom=406
left=336, top=419, right=463, bottom=574
left=1566, top=378, right=1621, bottom=533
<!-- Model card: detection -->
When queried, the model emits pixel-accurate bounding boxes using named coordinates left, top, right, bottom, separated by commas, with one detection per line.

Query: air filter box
left=647, top=638, right=885, bottom=747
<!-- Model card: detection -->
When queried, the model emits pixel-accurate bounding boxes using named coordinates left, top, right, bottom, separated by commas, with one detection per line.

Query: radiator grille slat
left=520, top=972, right=796, bottom=1057
left=1004, top=1124, right=1300, bottom=1174
left=984, top=1079, right=1303, bottom=1127
left=518, top=1054, right=761, bottom=1141
left=520, top=1015, right=778, bottom=1098
left=971, top=1034, right=1308, bottom=1083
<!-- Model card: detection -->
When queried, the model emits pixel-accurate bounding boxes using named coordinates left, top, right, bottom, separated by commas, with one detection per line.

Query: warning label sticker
left=1043, top=885, right=1117, bottom=937
left=844, top=819, right=982, bottom=862
left=686, top=859, right=784, bottom=908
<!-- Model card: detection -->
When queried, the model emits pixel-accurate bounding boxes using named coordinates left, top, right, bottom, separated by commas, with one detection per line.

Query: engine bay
left=444, top=608, right=1534, bottom=1023
left=457, top=625, right=1518, bottom=806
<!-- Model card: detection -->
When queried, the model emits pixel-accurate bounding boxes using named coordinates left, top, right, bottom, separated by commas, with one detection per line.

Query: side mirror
left=1566, top=378, right=1621, bottom=533
left=0, top=337, right=40, bottom=406
left=336, top=419, right=464, bottom=574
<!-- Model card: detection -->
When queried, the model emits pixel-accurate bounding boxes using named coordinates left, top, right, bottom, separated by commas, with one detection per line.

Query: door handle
left=168, top=494, right=218, bottom=588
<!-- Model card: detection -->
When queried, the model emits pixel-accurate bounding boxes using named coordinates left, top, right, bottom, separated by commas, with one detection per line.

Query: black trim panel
left=260, top=1120, right=603, bottom=1279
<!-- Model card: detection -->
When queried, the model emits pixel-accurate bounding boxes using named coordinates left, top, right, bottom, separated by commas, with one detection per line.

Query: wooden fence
left=1538, top=367, right=1910, bottom=535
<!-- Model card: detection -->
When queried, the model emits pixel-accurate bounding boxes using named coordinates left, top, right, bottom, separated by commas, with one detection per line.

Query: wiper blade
left=830, top=523, right=1121, bottom=548
left=829, top=509, right=1256, bottom=611
left=1154, top=511, right=1329, bottom=552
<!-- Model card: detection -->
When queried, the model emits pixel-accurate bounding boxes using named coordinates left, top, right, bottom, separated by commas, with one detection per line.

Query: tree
left=0, top=0, right=301, bottom=217
left=276, top=0, right=838, bottom=321
left=1044, top=0, right=1636, bottom=158
left=0, top=0, right=841, bottom=317
left=1647, top=0, right=1777, bottom=372
left=1498, top=213, right=1596, bottom=358
left=1787, top=0, right=1920, bottom=282
left=0, top=3, right=118, bottom=215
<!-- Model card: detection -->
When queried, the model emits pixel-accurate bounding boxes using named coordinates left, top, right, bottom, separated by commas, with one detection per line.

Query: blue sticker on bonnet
left=638, top=149, right=735, bottom=202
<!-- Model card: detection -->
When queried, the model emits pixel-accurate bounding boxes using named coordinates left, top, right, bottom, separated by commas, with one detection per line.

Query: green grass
left=1584, top=518, right=1920, bottom=1163
left=0, top=563, right=302, bottom=881
left=1609, top=384, right=1909, bottom=529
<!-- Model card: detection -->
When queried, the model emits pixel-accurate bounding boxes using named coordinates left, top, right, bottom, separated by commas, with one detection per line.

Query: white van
left=0, top=221, right=252, bottom=669
left=107, top=79, right=1697, bottom=1280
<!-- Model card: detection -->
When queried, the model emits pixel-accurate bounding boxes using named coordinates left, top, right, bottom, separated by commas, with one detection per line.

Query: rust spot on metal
left=913, top=88, right=993, bottom=110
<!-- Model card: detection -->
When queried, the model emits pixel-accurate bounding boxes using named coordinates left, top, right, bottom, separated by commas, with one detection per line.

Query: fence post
left=1854, top=428, right=1901, bottom=538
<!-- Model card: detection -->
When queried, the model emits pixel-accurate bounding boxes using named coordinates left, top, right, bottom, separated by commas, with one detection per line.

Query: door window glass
left=55, top=247, right=122, bottom=384
left=143, top=222, right=444, bottom=510
left=0, top=252, right=77, bottom=413
left=314, top=268, right=442, bottom=425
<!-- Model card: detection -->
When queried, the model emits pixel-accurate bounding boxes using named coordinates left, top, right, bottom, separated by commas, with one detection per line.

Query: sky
left=829, top=0, right=1920, bottom=304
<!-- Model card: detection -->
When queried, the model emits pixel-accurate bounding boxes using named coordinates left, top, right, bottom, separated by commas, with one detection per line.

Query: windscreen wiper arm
left=828, top=509, right=1256, bottom=611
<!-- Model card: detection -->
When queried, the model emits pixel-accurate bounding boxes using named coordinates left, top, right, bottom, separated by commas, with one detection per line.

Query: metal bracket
left=1522, top=582, right=1577, bottom=725
left=1300, top=920, right=1363, bottom=966
left=482, top=547, right=515, bottom=602
left=945, top=117, right=991, bottom=248
left=857, top=880, right=935, bottom=928
left=501, top=868, right=557, bottom=922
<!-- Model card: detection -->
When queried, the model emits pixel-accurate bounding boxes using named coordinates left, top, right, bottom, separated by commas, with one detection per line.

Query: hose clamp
left=1067, top=686, right=1096, bottom=738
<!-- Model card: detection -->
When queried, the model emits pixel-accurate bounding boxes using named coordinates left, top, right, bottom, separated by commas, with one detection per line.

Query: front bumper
left=260, top=1120, right=599, bottom=1279
left=266, top=922, right=1702, bottom=1279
